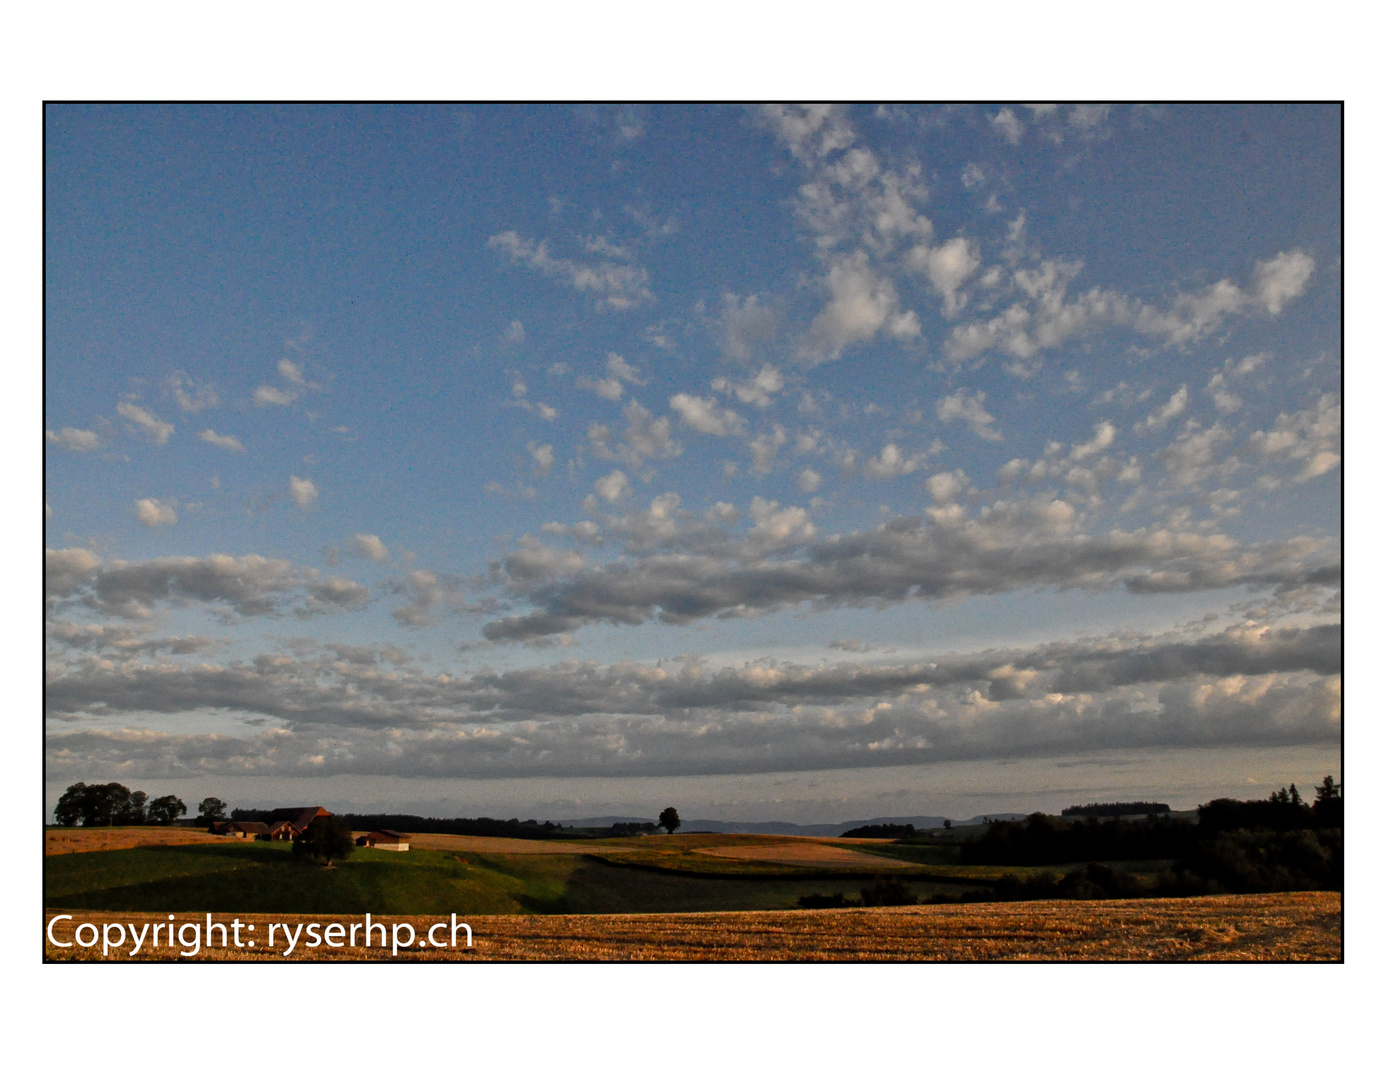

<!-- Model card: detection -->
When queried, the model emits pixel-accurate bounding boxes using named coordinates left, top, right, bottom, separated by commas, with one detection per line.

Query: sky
left=44, top=104, right=1340, bottom=823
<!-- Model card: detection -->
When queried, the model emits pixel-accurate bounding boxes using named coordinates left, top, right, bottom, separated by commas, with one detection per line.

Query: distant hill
left=556, top=814, right=1027, bottom=837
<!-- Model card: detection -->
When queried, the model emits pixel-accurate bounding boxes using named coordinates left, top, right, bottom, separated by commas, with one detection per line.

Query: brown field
left=43, top=892, right=1340, bottom=961
left=45, top=827, right=250, bottom=856
left=384, top=833, right=631, bottom=855
left=693, top=841, right=920, bottom=868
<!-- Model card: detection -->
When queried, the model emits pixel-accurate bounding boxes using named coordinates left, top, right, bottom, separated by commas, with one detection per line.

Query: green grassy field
left=46, top=830, right=1184, bottom=915
left=45, top=840, right=991, bottom=915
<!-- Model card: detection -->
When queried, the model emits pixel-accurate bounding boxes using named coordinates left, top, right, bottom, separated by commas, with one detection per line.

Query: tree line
left=53, top=783, right=229, bottom=827
left=956, top=777, right=1342, bottom=898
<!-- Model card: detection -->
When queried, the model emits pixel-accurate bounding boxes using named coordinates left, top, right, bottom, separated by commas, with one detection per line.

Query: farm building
left=217, top=821, right=271, bottom=840
left=265, top=806, right=333, bottom=832
left=356, top=829, right=411, bottom=851
left=209, top=805, right=334, bottom=841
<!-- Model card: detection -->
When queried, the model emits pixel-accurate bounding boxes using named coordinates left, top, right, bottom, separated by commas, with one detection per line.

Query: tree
left=1313, top=775, right=1342, bottom=828
left=76, top=782, right=135, bottom=826
left=292, top=815, right=354, bottom=868
left=123, top=790, right=149, bottom=825
left=658, top=807, right=681, bottom=834
left=197, top=797, right=227, bottom=825
left=54, top=783, right=87, bottom=826
left=147, top=795, right=186, bottom=825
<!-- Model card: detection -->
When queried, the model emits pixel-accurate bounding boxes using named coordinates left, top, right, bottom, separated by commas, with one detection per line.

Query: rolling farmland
left=44, top=893, right=1341, bottom=961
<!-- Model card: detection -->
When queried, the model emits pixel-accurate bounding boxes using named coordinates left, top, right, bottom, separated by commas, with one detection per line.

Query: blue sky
left=45, top=104, right=1340, bottom=822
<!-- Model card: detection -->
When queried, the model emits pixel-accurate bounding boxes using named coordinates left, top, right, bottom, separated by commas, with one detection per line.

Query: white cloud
left=167, top=372, right=219, bottom=412
left=116, top=402, right=174, bottom=444
left=949, top=251, right=1316, bottom=363
left=670, top=393, right=745, bottom=436
left=863, top=443, right=929, bottom=479
left=278, top=359, right=306, bottom=386
left=46, top=427, right=101, bottom=452
left=1069, top=421, right=1116, bottom=460
left=807, top=251, right=920, bottom=359
left=1067, top=104, right=1112, bottom=139
left=716, top=294, right=780, bottom=363
left=503, top=319, right=526, bottom=343
left=589, top=402, right=681, bottom=467
left=749, top=497, right=816, bottom=547
left=198, top=429, right=245, bottom=452
left=990, top=107, right=1025, bottom=144
left=711, top=365, right=785, bottom=409
left=579, top=353, right=646, bottom=400
left=134, top=498, right=178, bottom=527
left=488, top=230, right=653, bottom=311
left=595, top=470, right=631, bottom=503
left=528, top=442, right=555, bottom=474
left=1159, top=423, right=1235, bottom=488
left=1252, top=251, right=1316, bottom=315
left=937, top=389, right=1003, bottom=441
left=759, top=103, right=856, bottom=165
left=606, top=353, right=644, bottom=384
left=907, top=237, right=981, bottom=317
left=348, top=533, right=390, bottom=562
left=254, top=385, right=297, bottom=407
left=1143, top=385, right=1189, bottom=431
left=797, top=468, right=823, bottom=493
left=289, top=476, right=318, bottom=508
left=1245, top=394, right=1340, bottom=483
left=749, top=425, right=787, bottom=473
left=925, top=470, right=967, bottom=504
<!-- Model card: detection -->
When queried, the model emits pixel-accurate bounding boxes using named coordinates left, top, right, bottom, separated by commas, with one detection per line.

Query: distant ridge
left=556, top=814, right=1027, bottom=837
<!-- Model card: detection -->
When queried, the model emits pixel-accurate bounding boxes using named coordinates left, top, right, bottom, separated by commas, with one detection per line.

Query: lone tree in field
left=197, top=797, right=227, bottom=825
left=293, top=815, right=355, bottom=868
left=658, top=807, right=681, bottom=834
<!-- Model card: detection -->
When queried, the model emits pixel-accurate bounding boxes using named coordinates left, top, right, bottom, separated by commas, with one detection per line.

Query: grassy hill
left=45, top=836, right=990, bottom=916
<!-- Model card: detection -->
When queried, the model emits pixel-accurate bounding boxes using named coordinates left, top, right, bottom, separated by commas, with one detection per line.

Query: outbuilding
left=356, top=829, right=411, bottom=851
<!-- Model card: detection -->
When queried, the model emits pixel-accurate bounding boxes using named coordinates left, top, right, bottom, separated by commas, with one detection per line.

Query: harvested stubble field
left=45, top=892, right=1339, bottom=961
left=46, top=827, right=249, bottom=856
left=392, top=833, right=628, bottom=855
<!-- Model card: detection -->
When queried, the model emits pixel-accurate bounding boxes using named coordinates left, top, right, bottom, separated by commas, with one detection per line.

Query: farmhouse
left=218, top=821, right=271, bottom=840
left=208, top=805, right=333, bottom=841
left=356, top=828, right=411, bottom=851
left=265, top=806, right=333, bottom=833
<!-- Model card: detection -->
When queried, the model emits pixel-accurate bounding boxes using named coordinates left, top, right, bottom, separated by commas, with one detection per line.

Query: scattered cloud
left=46, top=427, right=102, bottom=452
left=348, top=534, right=390, bottom=562
left=289, top=476, right=318, bottom=509
left=670, top=393, right=745, bottom=436
left=254, top=385, right=297, bottom=407
left=528, top=442, right=555, bottom=474
left=117, top=402, right=174, bottom=444
left=711, top=365, right=785, bottom=408
left=134, top=498, right=178, bottom=527
left=594, top=470, right=631, bottom=504
left=167, top=372, right=219, bottom=412
left=937, top=389, right=1003, bottom=441
left=198, top=429, right=245, bottom=452
left=489, top=230, right=653, bottom=311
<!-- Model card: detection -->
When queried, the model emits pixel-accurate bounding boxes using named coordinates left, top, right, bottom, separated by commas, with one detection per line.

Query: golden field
left=44, top=891, right=1339, bottom=961
left=46, top=827, right=251, bottom=856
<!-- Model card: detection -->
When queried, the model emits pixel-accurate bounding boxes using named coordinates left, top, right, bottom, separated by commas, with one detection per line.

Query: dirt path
left=43, top=892, right=1340, bottom=961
